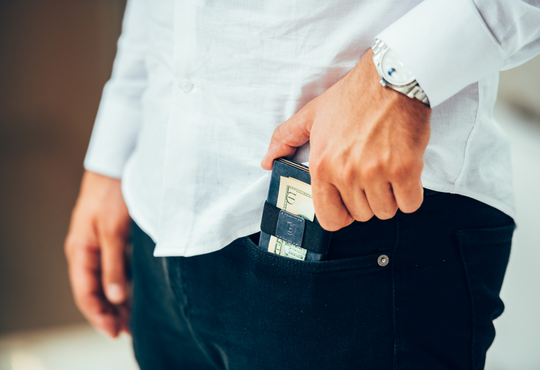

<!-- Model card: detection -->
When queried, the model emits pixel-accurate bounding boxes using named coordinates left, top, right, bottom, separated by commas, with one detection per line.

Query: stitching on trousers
left=392, top=213, right=400, bottom=369
left=244, top=240, right=386, bottom=274
left=457, top=238, right=477, bottom=370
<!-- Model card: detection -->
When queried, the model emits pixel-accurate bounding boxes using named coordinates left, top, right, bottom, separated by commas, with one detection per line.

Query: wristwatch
left=371, top=39, right=430, bottom=107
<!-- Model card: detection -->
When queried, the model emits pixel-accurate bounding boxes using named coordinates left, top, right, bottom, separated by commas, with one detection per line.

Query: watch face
left=381, top=49, right=415, bottom=86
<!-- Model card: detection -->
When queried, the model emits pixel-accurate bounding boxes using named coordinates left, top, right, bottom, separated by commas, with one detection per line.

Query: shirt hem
left=84, top=161, right=123, bottom=180
left=151, top=181, right=515, bottom=257
left=121, top=171, right=159, bottom=244
left=153, top=223, right=262, bottom=257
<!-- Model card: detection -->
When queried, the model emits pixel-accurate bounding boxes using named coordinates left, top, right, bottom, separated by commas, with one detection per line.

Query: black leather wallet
left=258, top=158, right=332, bottom=261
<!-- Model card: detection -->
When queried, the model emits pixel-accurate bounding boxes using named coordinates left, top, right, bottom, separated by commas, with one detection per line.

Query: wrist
left=354, top=49, right=430, bottom=117
left=83, top=170, right=121, bottom=185
left=78, top=170, right=123, bottom=205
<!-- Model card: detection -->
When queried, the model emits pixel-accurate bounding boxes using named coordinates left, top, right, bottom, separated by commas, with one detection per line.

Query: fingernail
left=107, top=284, right=124, bottom=303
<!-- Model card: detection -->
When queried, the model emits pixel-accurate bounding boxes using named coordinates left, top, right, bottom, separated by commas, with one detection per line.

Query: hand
left=64, top=171, right=131, bottom=337
left=262, top=48, right=431, bottom=231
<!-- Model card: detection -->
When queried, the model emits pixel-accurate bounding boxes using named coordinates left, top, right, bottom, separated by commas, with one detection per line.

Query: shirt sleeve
left=84, top=0, right=148, bottom=178
left=376, top=0, right=540, bottom=108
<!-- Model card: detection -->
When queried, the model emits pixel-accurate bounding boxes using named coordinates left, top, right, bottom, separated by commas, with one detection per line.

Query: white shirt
left=84, top=0, right=540, bottom=257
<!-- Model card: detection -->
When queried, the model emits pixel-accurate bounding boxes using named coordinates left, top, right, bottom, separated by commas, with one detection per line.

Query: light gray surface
left=498, top=56, right=540, bottom=118
left=0, top=324, right=137, bottom=370
left=485, top=103, right=540, bottom=370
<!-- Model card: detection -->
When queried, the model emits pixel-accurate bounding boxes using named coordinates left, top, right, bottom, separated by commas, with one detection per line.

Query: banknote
left=267, top=176, right=315, bottom=260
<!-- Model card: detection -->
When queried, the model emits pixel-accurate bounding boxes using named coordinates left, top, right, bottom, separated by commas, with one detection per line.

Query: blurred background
left=0, top=1, right=538, bottom=369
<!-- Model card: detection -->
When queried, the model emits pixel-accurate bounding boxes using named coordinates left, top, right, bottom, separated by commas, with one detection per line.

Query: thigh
left=394, top=192, right=514, bottom=370
left=169, top=230, right=397, bottom=370
left=166, top=191, right=514, bottom=370
left=130, top=222, right=217, bottom=370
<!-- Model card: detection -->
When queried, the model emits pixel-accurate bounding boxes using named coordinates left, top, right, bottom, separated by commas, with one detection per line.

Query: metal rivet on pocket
left=378, top=254, right=389, bottom=267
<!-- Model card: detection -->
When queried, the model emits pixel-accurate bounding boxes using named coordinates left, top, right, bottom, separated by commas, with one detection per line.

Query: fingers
left=67, top=243, right=122, bottom=338
left=65, top=171, right=132, bottom=339
left=99, top=223, right=129, bottom=305
left=392, top=178, right=424, bottom=214
left=364, top=181, right=398, bottom=220
left=319, top=181, right=397, bottom=224
left=313, top=168, right=416, bottom=226
left=261, top=107, right=314, bottom=170
left=116, top=302, right=132, bottom=336
left=311, top=179, right=354, bottom=231
left=339, top=187, right=374, bottom=222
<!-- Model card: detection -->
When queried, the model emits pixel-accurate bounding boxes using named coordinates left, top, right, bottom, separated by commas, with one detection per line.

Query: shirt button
left=179, top=79, right=194, bottom=93
left=377, top=254, right=389, bottom=267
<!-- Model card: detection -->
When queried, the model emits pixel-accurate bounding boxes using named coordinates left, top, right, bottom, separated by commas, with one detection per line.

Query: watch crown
left=379, top=80, right=386, bottom=87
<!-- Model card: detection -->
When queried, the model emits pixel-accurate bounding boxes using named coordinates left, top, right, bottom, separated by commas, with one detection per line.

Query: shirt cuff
left=375, top=0, right=503, bottom=108
left=83, top=88, right=141, bottom=179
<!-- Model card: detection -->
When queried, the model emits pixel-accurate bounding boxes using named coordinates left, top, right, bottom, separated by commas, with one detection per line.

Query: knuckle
left=340, top=164, right=356, bottom=185
left=388, top=164, right=407, bottom=182
left=100, top=220, right=124, bottom=240
left=318, top=212, right=350, bottom=232
left=375, top=207, right=398, bottom=220
left=352, top=210, right=374, bottom=223
left=357, top=213, right=374, bottom=223
left=102, top=246, right=126, bottom=266
left=389, top=156, right=421, bottom=181
left=103, top=254, right=125, bottom=272
left=355, top=212, right=374, bottom=222
left=398, top=190, right=423, bottom=213
left=317, top=215, right=334, bottom=231
left=346, top=199, right=373, bottom=223
left=400, top=200, right=422, bottom=214
left=362, top=162, right=381, bottom=181
left=319, top=219, right=340, bottom=232
left=100, top=226, right=117, bottom=240
left=310, top=156, right=327, bottom=180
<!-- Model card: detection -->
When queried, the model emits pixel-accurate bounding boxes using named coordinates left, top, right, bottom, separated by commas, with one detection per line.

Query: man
left=65, top=0, right=540, bottom=369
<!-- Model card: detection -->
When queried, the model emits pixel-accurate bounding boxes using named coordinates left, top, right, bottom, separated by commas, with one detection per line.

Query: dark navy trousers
left=130, top=190, right=514, bottom=370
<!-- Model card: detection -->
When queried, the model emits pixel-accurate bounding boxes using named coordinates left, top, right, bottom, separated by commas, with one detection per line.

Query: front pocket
left=244, top=235, right=393, bottom=274
left=457, top=224, right=515, bottom=370
left=179, top=236, right=395, bottom=369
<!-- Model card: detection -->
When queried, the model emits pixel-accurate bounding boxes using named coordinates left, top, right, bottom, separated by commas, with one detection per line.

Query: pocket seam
left=244, top=237, right=392, bottom=274
left=456, top=224, right=515, bottom=245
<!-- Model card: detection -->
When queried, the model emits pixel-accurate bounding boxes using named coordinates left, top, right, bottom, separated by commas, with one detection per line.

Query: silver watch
left=371, top=39, right=430, bottom=107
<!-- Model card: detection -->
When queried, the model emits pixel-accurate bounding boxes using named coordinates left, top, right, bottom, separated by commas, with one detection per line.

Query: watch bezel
left=371, top=39, right=431, bottom=107
left=374, top=47, right=416, bottom=87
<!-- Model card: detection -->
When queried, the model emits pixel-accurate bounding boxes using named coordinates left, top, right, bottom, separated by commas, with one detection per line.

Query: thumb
left=100, top=226, right=128, bottom=305
left=261, top=106, right=313, bottom=170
